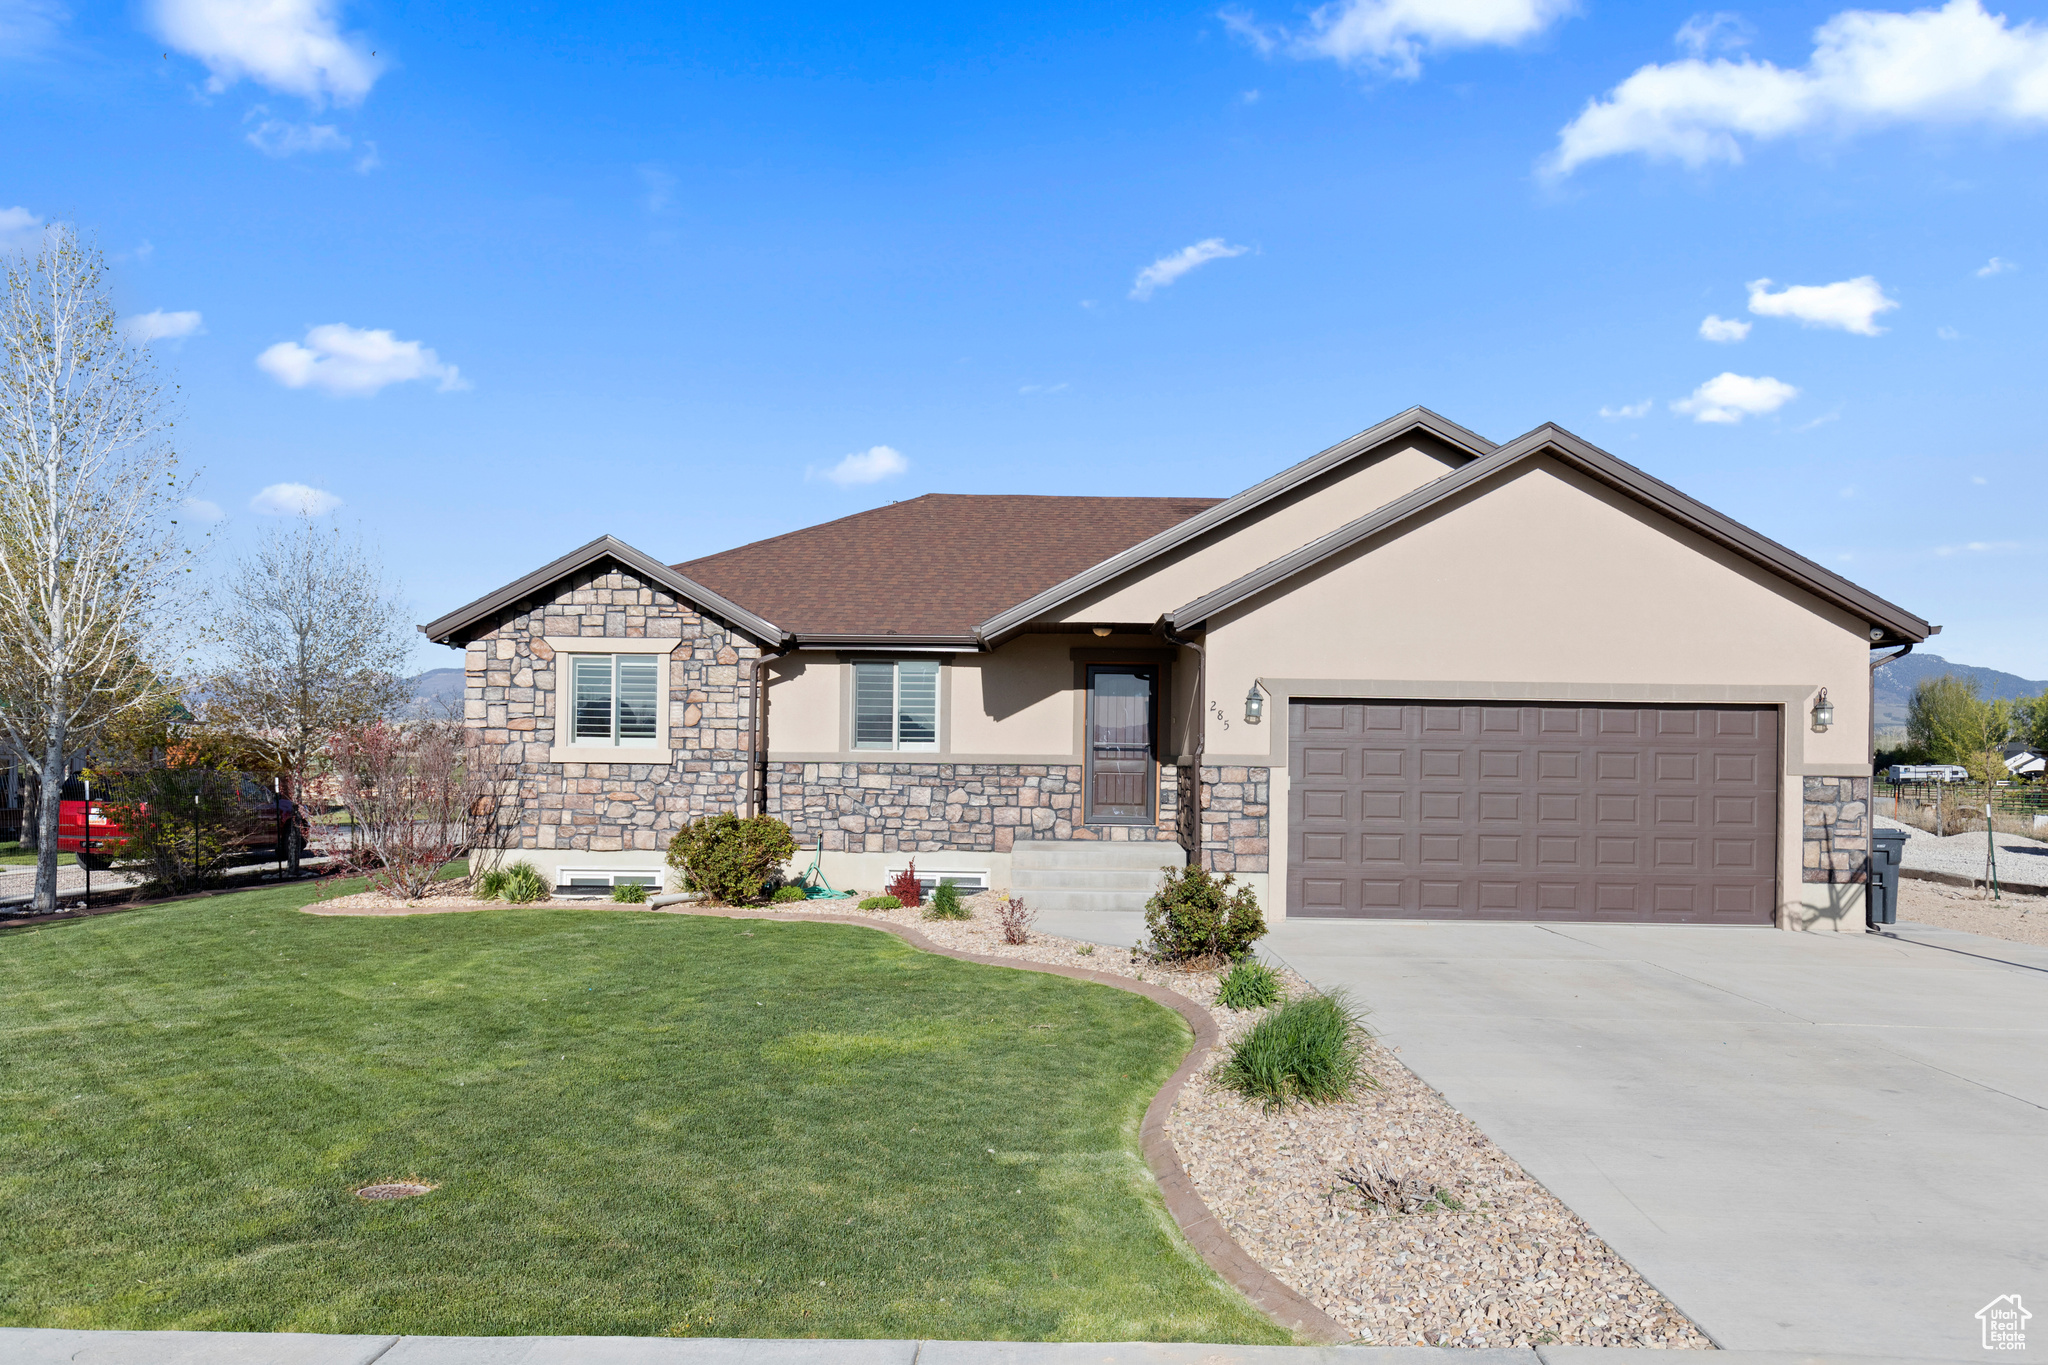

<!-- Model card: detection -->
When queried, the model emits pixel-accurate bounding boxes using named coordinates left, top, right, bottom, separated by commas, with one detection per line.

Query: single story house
left=424, top=408, right=1933, bottom=931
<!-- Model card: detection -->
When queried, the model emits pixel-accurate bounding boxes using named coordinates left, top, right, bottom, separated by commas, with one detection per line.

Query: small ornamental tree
left=1144, top=863, right=1266, bottom=963
left=330, top=720, right=487, bottom=899
left=666, top=812, right=797, bottom=904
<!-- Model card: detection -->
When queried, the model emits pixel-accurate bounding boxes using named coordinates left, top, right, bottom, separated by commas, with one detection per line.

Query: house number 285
left=1209, top=699, right=1230, bottom=731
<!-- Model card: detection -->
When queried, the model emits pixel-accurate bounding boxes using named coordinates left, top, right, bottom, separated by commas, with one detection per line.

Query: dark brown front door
left=1087, top=665, right=1157, bottom=823
left=1288, top=700, right=1779, bottom=923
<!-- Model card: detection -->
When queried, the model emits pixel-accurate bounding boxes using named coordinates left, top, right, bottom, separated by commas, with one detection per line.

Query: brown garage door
left=1288, top=701, right=1778, bottom=923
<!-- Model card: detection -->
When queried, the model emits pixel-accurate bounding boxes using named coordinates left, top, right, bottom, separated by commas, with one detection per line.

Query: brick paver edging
left=666, top=904, right=1351, bottom=1346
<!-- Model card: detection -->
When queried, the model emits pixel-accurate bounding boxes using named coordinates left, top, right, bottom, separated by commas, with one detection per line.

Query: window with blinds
left=852, top=659, right=939, bottom=750
left=571, top=655, right=661, bottom=745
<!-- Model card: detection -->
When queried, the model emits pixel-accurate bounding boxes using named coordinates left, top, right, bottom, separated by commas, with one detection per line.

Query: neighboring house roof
left=675, top=494, right=1222, bottom=642
left=421, top=535, right=786, bottom=647
left=1165, top=422, right=1934, bottom=646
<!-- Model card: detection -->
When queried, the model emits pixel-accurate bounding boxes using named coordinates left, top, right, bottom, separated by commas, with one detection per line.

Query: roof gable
left=420, top=535, right=786, bottom=647
left=1166, top=423, right=1932, bottom=645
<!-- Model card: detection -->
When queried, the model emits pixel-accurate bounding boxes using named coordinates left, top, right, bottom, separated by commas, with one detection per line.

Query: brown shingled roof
left=675, top=494, right=1221, bottom=638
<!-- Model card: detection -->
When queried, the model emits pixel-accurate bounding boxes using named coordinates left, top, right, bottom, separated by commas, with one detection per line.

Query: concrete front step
left=1008, top=839, right=1184, bottom=913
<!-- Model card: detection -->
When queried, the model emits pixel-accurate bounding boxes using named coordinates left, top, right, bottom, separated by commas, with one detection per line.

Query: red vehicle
left=57, top=776, right=311, bottom=871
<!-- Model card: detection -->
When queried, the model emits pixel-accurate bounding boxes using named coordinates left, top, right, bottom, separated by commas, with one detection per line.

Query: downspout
left=749, top=647, right=787, bottom=818
left=1869, top=642, right=1913, bottom=766
left=1159, top=622, right=1205, bottom=867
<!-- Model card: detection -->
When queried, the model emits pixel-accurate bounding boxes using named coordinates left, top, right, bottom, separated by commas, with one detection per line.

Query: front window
left=571, top=655, right=660, bottom=745
left=853, top=659, right=939, bottom=750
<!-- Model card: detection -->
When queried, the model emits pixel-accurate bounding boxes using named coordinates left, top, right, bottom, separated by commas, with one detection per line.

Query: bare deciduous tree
left=330, top=720, right=493, bottom=900
left=0, top=228, right=190, bottom=911
left=207, top=516, right=412, bottom=873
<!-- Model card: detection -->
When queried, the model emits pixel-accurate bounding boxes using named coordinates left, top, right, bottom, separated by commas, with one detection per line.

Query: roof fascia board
left=794, top=634, right=984, bottom=652
left=972, top=407, right=1498, bottom=645
left=421, top=535, right=788, bottom=646
left=1168, top=424, right=1931, bottom=642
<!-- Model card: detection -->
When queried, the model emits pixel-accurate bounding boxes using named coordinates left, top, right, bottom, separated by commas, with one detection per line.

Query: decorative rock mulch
left=304, top=884, right=1710, bottom=1350
left=303, top=878, right=538, bottom=916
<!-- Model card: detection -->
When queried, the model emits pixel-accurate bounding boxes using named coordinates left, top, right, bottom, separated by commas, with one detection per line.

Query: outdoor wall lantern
left=1244, top=682, right=1266, bottom=725
left=1811, top=687, right=1834, bottom=733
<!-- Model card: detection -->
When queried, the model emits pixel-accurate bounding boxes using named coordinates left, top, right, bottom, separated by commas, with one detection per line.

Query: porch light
left=1244, top=682, right=1265, bottom=725
left=1092, top=627, right=1111, bottom=637
left=1811, top=688, right=1834, bottom=733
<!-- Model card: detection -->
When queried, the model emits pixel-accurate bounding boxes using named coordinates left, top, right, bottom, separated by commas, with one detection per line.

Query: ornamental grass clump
left=923, top=880, right=970, bottom=920
left=1215, top=959, right=1281, bottom=1011
left=496, top=860, right=549, bottom=905
left=610, top=882, right=649, bottom=904
left=1143, top=865, right=1265, bottom=965
left=666, top=813, right=798, bottom=904
left=1216, top=990, right=1373, bottom=1111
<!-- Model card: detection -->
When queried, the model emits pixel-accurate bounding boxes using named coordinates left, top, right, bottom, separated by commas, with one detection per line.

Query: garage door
left=1287, top=701, right=1778, bottom=924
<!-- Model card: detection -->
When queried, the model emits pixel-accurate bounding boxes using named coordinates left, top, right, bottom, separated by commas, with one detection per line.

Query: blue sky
left=6, top=0, right=2046, bottom=675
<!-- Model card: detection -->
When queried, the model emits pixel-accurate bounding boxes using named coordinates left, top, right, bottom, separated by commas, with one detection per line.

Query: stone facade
left=768, top=761, right=1180, bottom=853
left=1196, top=765, right=1271, bottom=874
left=1801, top=775, right=1870, bottom=884
left=466, top=565, right=763, bottom=854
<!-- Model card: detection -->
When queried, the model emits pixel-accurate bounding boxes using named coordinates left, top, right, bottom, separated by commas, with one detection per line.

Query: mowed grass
left=0, top=881, right=1286, bottom=1342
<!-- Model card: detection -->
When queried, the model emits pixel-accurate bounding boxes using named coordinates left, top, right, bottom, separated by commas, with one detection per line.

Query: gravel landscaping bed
left=1877, top=814, right=2048, bottom=886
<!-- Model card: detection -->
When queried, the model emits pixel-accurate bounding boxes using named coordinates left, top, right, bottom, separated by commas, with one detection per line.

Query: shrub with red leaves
left=884, top=860, right=922, bottom=909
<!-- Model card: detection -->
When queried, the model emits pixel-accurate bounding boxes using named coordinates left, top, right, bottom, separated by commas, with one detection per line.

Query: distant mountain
left=405, top=667, right=466, bottom=719
left=1873, top=652, right=2047, bottom=728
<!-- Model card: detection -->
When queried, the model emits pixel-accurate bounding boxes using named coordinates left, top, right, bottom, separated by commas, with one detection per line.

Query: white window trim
left=851, top=657, right=941, bottom=752
left=887, top=867, right=989, bottom=898
left=556, top=867, right=665, bottom=892
left=547, top=637, right=674, bottom=763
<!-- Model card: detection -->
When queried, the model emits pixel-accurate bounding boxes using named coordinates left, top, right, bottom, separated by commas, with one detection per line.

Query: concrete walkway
left=0, top=1327, right=1946, bottom=1364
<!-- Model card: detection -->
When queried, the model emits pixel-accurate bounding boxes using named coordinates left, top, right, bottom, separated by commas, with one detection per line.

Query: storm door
left=1085, top=664, right=1158, bottom=824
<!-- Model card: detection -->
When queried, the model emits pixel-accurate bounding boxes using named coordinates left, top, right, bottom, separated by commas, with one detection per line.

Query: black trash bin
left=1869, top=828, right=1907, bottom=928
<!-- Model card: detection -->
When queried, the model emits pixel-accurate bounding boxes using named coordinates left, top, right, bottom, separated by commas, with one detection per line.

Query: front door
left=1086, top=664, right=1157, bottom=823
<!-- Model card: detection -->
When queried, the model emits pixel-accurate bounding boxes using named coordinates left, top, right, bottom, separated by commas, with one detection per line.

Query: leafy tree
left=1906, top=676, right=2011, bottom=771
left=0, top=228, right=192, bottom=910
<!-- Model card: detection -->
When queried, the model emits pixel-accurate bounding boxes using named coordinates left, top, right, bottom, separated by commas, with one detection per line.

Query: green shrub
left=923, top=880, right=970, bottom=920
left=770, top=885, right=808, bottom=903
left=858, top=894, right=902, bottom=910
left=610, top=882, right=649, bottom=904
left=1215, top=991, right=1372, bottom=1111
left=475, top=866, right=510, bottom=900
left=1144, top=864, right=1266, bottom=962
left=666, top=813, right=798, bottom=904
left=499, top=860, right=549, bottom=905
left=1215, top=959, right=1281, bottom=1011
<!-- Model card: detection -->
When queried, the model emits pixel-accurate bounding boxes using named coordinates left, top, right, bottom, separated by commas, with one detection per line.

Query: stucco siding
left=1051, top=438, right=1469, bottom=626
left=764, top=651, right=840, bottom=752
left=950, top=635, right=1084, bottom=756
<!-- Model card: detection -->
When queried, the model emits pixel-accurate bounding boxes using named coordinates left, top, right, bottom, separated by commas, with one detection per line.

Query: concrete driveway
left=1038, top=910, right=2048, bottom=1360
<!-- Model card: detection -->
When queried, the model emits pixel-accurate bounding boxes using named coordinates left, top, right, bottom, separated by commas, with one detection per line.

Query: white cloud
left=245, top=115, right=350, bottom=156
left=1747, top=275, right=1897, bottom=334
left=1019, top=382, right=1069, bottom=395
left=1549, top=0, right=2048, bottom=177
left=0, top=205, right=43, bottom=248
left=1937, top=324, right=1961, bottom=339
left=152, top=0, right=381, bottom=105
left=1599, top=399, right=1652, bottom=418
left=180, top=496, right=224, bottom=522
left=1676, top=11, right=1753, bottom=57
left=250, top=482, right=341, bottom=516
left=1977, top=255, right=2016, bottom=276
left=1972, top=474, right=1989, bottom=483
left=1227, top=0, right=1577, bottom=78
left=0, top=0, right=64, bottom=55
left=124, top=309, right=205, bottom=343
left=1130, top=238, right=1248, bottom=300
left=257, top=323, right=465, bottom=396
left=1671, top=371, right=1800, bottom=423
left=810, top=446, right=909, bottom=487
left=1699, top=313, right=1751, bottom=342
left=1932, top=539, right=2019, bottom=555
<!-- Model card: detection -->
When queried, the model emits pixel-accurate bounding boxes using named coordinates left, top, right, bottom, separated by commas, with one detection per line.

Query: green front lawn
left=0, top=843, right=74, bottom=867
left=0, top=882, right=1285, bottom=1342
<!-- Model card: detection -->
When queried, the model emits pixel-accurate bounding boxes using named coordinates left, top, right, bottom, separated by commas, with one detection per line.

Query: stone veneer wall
left=1197, top=765, right=1271, bottom=875
left=1801, top=775, right=1870, bottom=884
left=769, top=761, right=1180, bottom=853
left=467, top=565, right=762, bottom=854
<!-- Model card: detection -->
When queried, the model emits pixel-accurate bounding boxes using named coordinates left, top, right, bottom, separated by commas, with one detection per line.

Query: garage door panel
left=1289, top=700, right=1777, bottom=924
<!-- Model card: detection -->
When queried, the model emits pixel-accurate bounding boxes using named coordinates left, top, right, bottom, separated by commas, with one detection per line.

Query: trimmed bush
left=499, top=860, right=549, bottom=905
left=666, top=813, right=798, bottom=905
left=1143, top=865, right=1266, bottom=963
left=923, top=880, right=970, bottom=920
left=1215, top=991, right=1372, bottom=1110
left=1215, top=959, right=1281, bottom=1011
left=770, top=885, right=808, bottom=903
left=610, top=882, right=649, bottom=904
left=858, top=894, right=902, bottom=911
left=884, top=862, right=923, bottom=910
